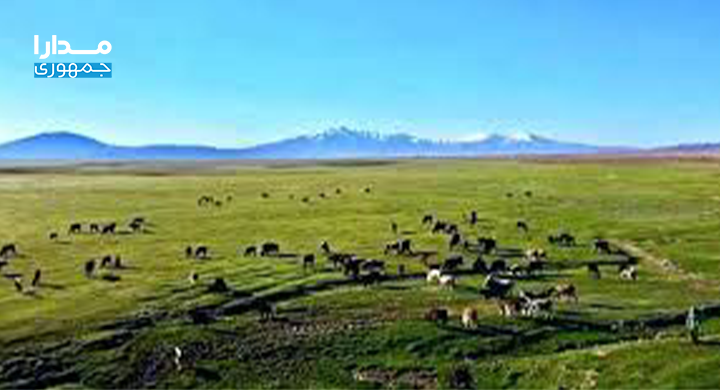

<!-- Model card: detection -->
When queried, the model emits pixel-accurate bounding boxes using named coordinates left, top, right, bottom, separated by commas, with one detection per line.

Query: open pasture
left=1, top=158, right=720, bottom=388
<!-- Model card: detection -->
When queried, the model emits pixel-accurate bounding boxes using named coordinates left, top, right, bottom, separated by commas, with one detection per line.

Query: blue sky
left=1, top=0, right=719, bottom=147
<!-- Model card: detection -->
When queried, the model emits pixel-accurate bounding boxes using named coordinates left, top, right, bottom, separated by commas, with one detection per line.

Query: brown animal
left=425, top=308, right=449, bottom=324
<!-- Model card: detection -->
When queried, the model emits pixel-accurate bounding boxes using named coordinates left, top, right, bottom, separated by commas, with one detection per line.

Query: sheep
left=620, top=266, right=638, bottom=281
left=439, top=274, right=457, bottom=289
left=426, top=269, right=442, bottom=284
left=462, top=307, right=478, bottom=329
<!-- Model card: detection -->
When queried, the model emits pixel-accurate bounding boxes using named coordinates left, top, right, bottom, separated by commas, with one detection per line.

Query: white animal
left=462, top=307, right=478, bottom=328
left=173, top=346, right=183, bottom=371
left=426, top=269, right=442, bottom=283
left=620, top=266, right=637, bottom=281
left=439, top=274, right=457, bottom=288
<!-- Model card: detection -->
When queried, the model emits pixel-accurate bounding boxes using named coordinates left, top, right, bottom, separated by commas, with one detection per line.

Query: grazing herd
left=2, top=185, right=642, bottom=337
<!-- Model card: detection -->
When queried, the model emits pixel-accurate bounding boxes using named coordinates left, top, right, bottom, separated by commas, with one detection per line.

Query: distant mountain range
left=0, top=127, right=708, bottom=160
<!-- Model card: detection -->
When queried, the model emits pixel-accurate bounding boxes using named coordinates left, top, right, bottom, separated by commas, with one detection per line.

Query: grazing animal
left=519, top=288, right=555, bottom=301
left=320, top=241, right=332, bottom=254
left=399, top=239, right=412, bottom=255
left=261, top=192, right=270, bottom=199
left=524, top=190, right=533, bottom=198
left=173, top=347, right=183, bottom=371
left=449, top=233, right=462, bottom=249
left=13, top=277, right=23, bottom=293
left=49, top=232, right=59, bottom=241
left=425, top=308, right=449, bottom=324
left=90, top=223, right=100, bottom=234
left=481, top=275, right=514, bottom=298
left=593, top=239, right=612, bottom=254
left=114, top=256, right=123, bottom=269
left=302, top=254, right=315, bottom=269
left=188, top=271, right=199, bottom=285
left=328, top=252, right=353, bottom=269
left=426, top=269, right=442, bottom=283
left=588, top=263, right=602, bottom=279
left=422, top=214, right=434, bottom=225
left=195, top=246, right=209, bottom=259
left=442, top=255, right=464, bottom=272
left=620, top=266, right=638, bottom=281
left=516, top=221, right=529, bottom=233
left=553, top=284, right=578, bottom=302
left=101, top=255, right=113, bottom=268
left=185, top=246, right=193, bottom=258
left=462, top=307, right=478, bottom=328
left=69, top=223, right=82, bottom=234
left=255, top=300, right=275, bottom=320
left=363, top=187, right=372, bottom=194
left=244, top=246, right=257, bottom=256
left=472, top=256, right=488, bottom=273
left=548, top=232, right=576, bottom=247
left=84, top=260, right=96, bottom=278
left=397, top=264, right=406, bottom=276
left=525, top=248, right=546, bottom=262
left=260, top=242, right=280, bottom=257
left=335, top=188, right=342, bottom=195
left=522, top=298, right=553, bottom=317
left=432, top=221, right=447, bottom=234
left=361, top=270, right=384, bottom=286
left=301, top=197, right=310, bottom=203
left=208, top=277, right=229, bottom=293
left=498, top=298, right=523, bottom=317
left=101, top=223, right=117, bottom=235
left=0, top=244, right=17, bottom=259
left=342, top=258, right=364, bottom=278
left=489, top=259, right=507, bottom=273
left=319, top=192, right=327, bottom=199
left=477, top=237, right=497, bottom=254
left=468, top=210, right=478, bottom=225
left=439, top=274, right=457, bottom=288
left=129, top=220, right=143, bottom=233
left=391, top=221, right=398, bottom=234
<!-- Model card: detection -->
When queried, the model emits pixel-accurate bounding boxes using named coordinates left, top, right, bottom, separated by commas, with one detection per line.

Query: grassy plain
left=1, top=158, right=720, bottom=388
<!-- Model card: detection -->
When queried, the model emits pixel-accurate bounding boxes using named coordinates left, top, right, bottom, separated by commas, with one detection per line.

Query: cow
left=390, top=221, right=398, bottom=234
left=84, top=259, right=96, bottom=278
left=552, top=284, right=578, bottom=302
left=89, top=223, right=100, bottom=234
left=593, top=239, right=612, bottom=254
left=432, top=221, right=448, bottom=234
left=449, top=233, right=462, bottom=249
left=101, top=223, right=117, bottom=235
left=426, top=269, right=442, bottom=284
left=422, top=214, right=434, bottom=225
left=302, top=254, right=315, bottom=269
left=477, top=237, right=497, bottom=254
left=195, top=246, right=209, bottom=259
left=398, top=264, right=406, bottom=276
left=260, top=242, right=280, bottom=257
left=362, top=259, right=385, bottom=273
left=548, top=232, right=576, bottom=247
left=244, top=246, right=257, bottom=256
left=439, top=274, right=457, bottom=289
left=13, top=277, right=23, bottom=293
left=481, top=275, right=514, bottom=299
left=620, top=266, right=638, bottom=281
left=114, top=256, right=123, bottom=269
left=489, top=259, right=507, bottom=274
left=588, top=263, right=602, bottom=279
left=319, top=192, right=327, bottom=199
left=442, top=255, right=464, bottom=272
left=342, top=258, right=364, bottom=278
left=261, top=192, right=270, bottom=199
left=101, top=255, right=113, bottom=268
left=425, top=308, right=449, bottom=324
left=69, top=223, right=82, bottom=234
left=335, top=188, right=342, bottom=195
left=472, top=256, right=488, bottom=273
left=207, top=277, right=229, bottom=293
left=328, top=253, right=354, bottom=269
left=0, top=244, right=17, bottom=259
left=361, top=270, right=384, bottom=287
left=129, top=220, right=143, bottom=233
left=255, top=300, right=275, bottom=321
left=399, top=239, right=412, bottom=255
left=320, top=241, right=332, bottom=254
left=516, top=220, right=529, bottom=233
left=185, top=246, right=193, bottom=259
left=49, top=232, right=59, bottom=241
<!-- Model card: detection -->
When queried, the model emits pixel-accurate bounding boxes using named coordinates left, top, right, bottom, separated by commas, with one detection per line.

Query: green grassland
left=1, top=158, right=720, bottom=389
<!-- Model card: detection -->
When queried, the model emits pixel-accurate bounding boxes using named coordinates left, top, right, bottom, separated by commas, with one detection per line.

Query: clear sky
left=1, top=0, right=719, bottom=147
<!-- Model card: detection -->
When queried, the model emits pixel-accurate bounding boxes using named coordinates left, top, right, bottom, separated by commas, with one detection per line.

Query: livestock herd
left=0, top=186, right=640, bottom=332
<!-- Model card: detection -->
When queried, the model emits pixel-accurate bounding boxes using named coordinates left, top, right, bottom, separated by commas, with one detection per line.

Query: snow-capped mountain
left=0, top=128, right=609, bottom=160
